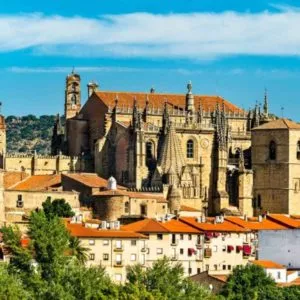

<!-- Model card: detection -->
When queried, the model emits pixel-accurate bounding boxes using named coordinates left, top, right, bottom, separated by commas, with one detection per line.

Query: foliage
left=69, top=236, right=89, bottom=264
left=120, top=257, right=212, bottom=300
left=220, top=264, right=279, bottom=300
left=6, top=114, right=56, bottom=154
left=42, top=197, right=75, bottom=219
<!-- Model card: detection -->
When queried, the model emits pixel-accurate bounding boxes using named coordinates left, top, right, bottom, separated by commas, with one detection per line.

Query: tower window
left=71, top=83, right=76, bottom=92
left=146, top=141, right=153, bottom=160
left=71, top=94, right=76, bottom=105
left=297, top=141, right=300, bottom=160
left=187, top=140, right=194, bottom=158
left=269, top=141, right=276, bottom=160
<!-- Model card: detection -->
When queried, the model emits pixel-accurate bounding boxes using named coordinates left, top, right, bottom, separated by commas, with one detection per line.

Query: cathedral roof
left=157, top=123, right=186, bottom=175
left=94, top=91, right=244, bottom=113
left=252, top=118, right=300, bottom=130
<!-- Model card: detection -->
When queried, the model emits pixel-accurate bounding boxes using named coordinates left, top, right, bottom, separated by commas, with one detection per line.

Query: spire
left=263, top=88, right=269, bottom=117
left=162, top=100, right=170, bottom=135
left=132, top=96, right=141, bottom=131
left=158, top=122, right=186, bottom=175
left=238, top=148, right=245, bottom=172
left=186, top=80, right=195, bottom=112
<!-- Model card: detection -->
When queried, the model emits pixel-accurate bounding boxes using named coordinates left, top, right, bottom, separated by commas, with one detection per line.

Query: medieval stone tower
left=65, top=71, right=81, bottom=120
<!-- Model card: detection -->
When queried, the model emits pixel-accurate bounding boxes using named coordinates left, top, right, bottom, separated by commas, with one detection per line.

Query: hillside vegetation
left=6, top=115, right=56, bottom=154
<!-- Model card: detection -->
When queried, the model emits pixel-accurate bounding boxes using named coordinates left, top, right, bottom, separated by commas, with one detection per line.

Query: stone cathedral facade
left=52, top=71, right=274, bottom=216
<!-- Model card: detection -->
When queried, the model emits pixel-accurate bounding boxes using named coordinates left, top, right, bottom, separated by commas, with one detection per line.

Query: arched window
left=269, top=141, right=276, bottom=160
left=187, top=140, right=194, bottom=158
left=146, top=141, right=153, bottom=160
left=297, top=141, right=300, bottom=160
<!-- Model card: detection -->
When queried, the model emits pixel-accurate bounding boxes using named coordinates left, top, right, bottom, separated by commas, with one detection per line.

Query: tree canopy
left=42, top=197, right=75, bottom=219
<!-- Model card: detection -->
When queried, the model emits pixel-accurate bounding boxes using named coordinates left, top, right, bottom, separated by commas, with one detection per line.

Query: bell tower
left=65, top=70, right=81, bottom=120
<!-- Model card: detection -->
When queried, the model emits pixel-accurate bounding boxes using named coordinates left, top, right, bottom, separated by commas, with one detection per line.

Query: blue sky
left=2, top=0, right=300, bottom=120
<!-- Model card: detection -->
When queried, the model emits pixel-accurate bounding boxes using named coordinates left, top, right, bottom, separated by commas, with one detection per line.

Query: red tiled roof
left=122, top=218, right=199, bottom=234
left=226, top=216, right=289, bottom=230
left=94, top=91, right=244, bottom=113
left=10, top=174, right=61, bottom=191
left=180, top=205, right=201, bottom=212
left=4, top=171, right=29, bottom=189
left=253, top=119, right=300, bottom=130
left=252, top=260, right=286, bottom=269
left=66, top=222, right=146, bottom=239
left=266, top=214, right=300, bottom=229
left=210, top=274, right=229, bottom=282
left=278, top=277, right=300, bottom=287
left=180, top=217, right=248, bottom=232
left=63, top=173, right=126, bottom=189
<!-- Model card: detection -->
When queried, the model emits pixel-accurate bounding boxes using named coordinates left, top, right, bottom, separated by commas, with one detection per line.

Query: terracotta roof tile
left=253, top=119, right=300, bottom=130
left=94, top=91, right=244, bottom=113
left=180, top=205, right=201, bottom=212
left=4, top=171, right=29, bottom=189
left=210, top=274, right=229, bottom=282
left=63, top=173, right=126, bottom=189
left=278, top=277, right=300, bottom=287
left=10, top=174, right=61, bottom=191
left=267, top=214, right=300, bottom=229
left=180, top=217, right=248, bottom=232
left=66, top=222, right=146, bottom=239
left=226, top=216, right=289, bottom=230
left=122, top=218, right=199, bottom=233
left=252, top=260, right=286, bottom=269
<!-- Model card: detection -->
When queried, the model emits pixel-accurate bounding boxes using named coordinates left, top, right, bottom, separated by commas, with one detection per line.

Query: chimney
left=87, top=81, right=99, bottom=97
left=258, top=215, right=263, bottom=222
left=244, top=214, right=248, bottom=221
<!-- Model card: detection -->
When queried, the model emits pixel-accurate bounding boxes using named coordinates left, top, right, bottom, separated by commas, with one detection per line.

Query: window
left=103, top=253, right=109, bottom=261
left=297, top=141, right=300, bottom=160
left=89, top=240, right=95, bottom=245
left=228, top=265, right=231, bottom=270
left=214, top=264, right=218, bottom=271
left=115, top=274, right=122, bottom=281
left=222, top=265, right=226, bottom=270
left=157, top=234, right=163, bottom=240
left=269, top=140, right=276, bottom=160
left=103, top=240, right=109, bottom=246
left=115, top=240, right=122, bottom=249
left=180, top=234, right=184, bottom=240
left=71, top=94, right=76, bottom=105
left=257, top=194, right=262, bottom=208
left=146, top=141, right=154, bottom=160
left=180, top=248, right=184, bottom=255
left=116, top=254, right=122, bottom=263
left=222, top=245, right=226, bottom=252
left=213, top=246, right=218, bottom=252
left=140, top=204, right=147, bottom=215
left=89, top=253, right=95, bottom=260
left=131, top=240, right=137, bottom=246
left=130, top=254, right=137, bottom=261
left=187, top=140, right=194, bottom=158
left=197, top=268, right=201, bottom=274
left=188, top=268, right=192, bottom=275
left=157, top=248, right=163, bottom=255
left=16, top=195, right=23, bottom=208
left=205, top=265, right=209, bottom=271
left=124, top=201, right=129, bottom=214
left=277, top=272, right=281, bottom=279
left=171, top=234, right=176, bottom=244
left=188, top=234, right=192, bottom=240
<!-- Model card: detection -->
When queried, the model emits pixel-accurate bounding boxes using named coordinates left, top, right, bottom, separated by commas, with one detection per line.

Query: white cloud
left=3, top=10, right=300, bottom=59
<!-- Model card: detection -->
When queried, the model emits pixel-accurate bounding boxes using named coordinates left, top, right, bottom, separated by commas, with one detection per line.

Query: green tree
left=42, top=197, right=75, bottom=219
left=220, top=264, right=280, bottom=300
left=69, top=236, right=89, bottom=264
left=120, top=257, right=212, bottom=300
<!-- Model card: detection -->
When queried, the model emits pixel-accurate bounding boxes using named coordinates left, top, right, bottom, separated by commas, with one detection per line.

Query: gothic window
left=146, top=141, right=153, bottom=160
left=187, top=140, right=194, bottom=158
left=71, top=94, right=76, bottom=105
left=269, top=141, right=276, bottom=160
left=297, top=141, right=300, bottom=160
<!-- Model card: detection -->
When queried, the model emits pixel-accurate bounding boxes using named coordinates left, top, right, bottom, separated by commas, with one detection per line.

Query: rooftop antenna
left=281, top=106, right=284, bottom=118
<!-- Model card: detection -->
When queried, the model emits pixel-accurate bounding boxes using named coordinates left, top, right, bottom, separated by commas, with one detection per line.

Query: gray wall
left=258, top=230, right=300, bottom=268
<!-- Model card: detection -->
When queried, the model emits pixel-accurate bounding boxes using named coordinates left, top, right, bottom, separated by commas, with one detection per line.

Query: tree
left=220, top=264, right=279, bottom=300
left=120, top=257, right=212, bottom=300
left=69, top=236, right=89, bottom=264
left=42, top=197, right=75, bottom=219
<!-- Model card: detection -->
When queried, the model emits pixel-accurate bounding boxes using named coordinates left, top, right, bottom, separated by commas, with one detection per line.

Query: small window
left=124, top=201, right=129, bottom=214
left=187, top=140, right=194, bottom=158
left=115, top=240, right=122, bottom=249
left=89, top=240, right=95, bottom=245
left=140, top=204, right=147, bottom=215
left=157, top=234, right=163, bottom=240
left=103, top=240, right=109, bottom=246
left=188, top=268, right=192, bottom=275
left=115, top=274, right=122, bottom=281
left=228, top=265, right=231, bottom=270
left=16, top=195, right=23, bottom=208
left=157, top=248, right=163, bottom=255
left=146, top=141, right=154, bottom=160
left=222, top=246, right=226, bottom=252
left=180, top=248, right=184, bottom=255
left=130, top=254, right=136, bottom=261
left=222, top=265, right=226, bottom=270
left=103, top=253, right=109, bottom=261
left=277, top=272, right=281, bottom=279
left=188, top=234, right=192, bottom=240
left=257, top=195, right=262, bottom=208
left=297, top=141, right=300, bottom=160
left=89, top=253, right=95, bottom=261
left=197, top=268, right=201, bottom=274
left=180, top=234, right=184, bottom=240
left=213, top=246, right=218, bottom=252
left=269, top=140, right=276, bottom=160
left=214, top=264, right=218, bottom=271
left=131, top=240, right=137, bottom=246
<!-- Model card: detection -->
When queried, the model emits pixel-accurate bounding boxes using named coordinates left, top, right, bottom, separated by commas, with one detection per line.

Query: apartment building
left=66, top=219, right=148, bottom=282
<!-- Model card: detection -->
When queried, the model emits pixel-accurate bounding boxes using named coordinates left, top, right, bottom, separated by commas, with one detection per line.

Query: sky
left=2, top=0, right=300, bottom=120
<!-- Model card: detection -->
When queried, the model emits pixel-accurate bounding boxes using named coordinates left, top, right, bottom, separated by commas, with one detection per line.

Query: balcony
left=196, top=256, right=203, bottom=262
left=114, top=246, right=124, bottom=252
left=114, top=261, right=123, bottom=267
left=141, top=247, right=148, bottom=252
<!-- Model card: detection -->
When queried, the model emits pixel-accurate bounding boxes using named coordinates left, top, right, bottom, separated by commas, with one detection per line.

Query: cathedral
left=52, top=71, right=274, bottom=216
